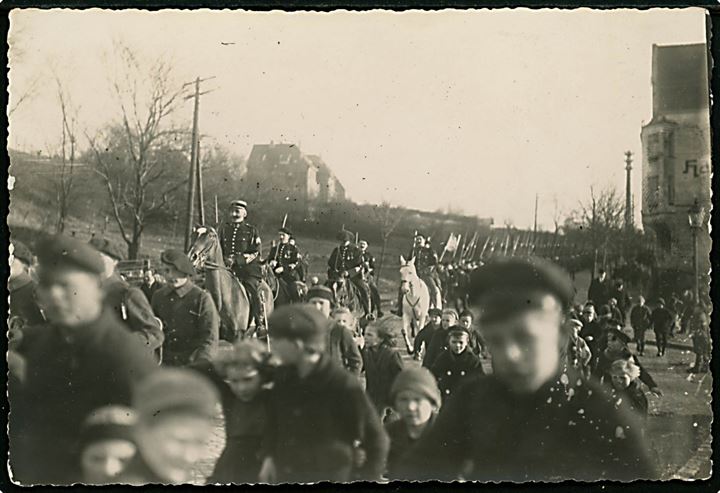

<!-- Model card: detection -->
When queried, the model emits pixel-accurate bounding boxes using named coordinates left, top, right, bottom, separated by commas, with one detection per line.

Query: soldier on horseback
left=266, top=226, right=302, bottom=303
left=218, top=200, right=266, bottom=332
left=327, top=229, right=372, bottom=319
left=394, top=232, right=442, bottom=313
left=359, top=240, right=383, bottom=318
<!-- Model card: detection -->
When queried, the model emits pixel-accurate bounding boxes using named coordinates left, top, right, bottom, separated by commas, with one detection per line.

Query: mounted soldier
left=327, top=229, right=372, bottom=319
left=359, top=239, right=383, bottom=318
left=218, top=199, right=266, bottom=332
left=266, top=226, right=302, bottom=303
left=394, top=232, right=442, bottom=314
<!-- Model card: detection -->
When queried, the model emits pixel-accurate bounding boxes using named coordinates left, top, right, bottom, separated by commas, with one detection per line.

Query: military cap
left=160, top=249, right=196, bottom=276
left=134, top=368, right=219, bottom=421
left=35, top=234, right=105, bottom=275
left=230, top=199, right=248, bottom=210
left=278, top=226, right=293, bottom=236
left=468, top=257, right=574, bottom=323
left=428, top=308, right=443, bottom=318
left=268, top=304, right=330, bottom=346
left=11, top=240, right=33, bottom=265
left=307, top=285, right=334, bottom=303
left=89, top=237, right=124, bottom=261
left=337, top=229, right=354, bottom=242
left=414, top=232, right=426, bottom=239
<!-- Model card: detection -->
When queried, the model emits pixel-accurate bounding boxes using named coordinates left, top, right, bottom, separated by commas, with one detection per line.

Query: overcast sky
left=8, top=8, right=708, bottom=229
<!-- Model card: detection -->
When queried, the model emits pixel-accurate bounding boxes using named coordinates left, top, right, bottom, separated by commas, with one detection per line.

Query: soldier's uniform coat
left=11, top=308, right=157, bottom=484
left=262, top=355, right=389, bottom=483
left=102, top=272, right=164, bottom=353
left=151, top=280, right=219, bottom=366
left=328, top=243, right=363, bottom=279
left=402, top=369, right=656, bottom=481
left=219, top=221, right=262, bottom=279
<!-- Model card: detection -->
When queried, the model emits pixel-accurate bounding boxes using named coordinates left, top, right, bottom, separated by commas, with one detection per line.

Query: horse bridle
left=190, top=232, right=233, bottom=274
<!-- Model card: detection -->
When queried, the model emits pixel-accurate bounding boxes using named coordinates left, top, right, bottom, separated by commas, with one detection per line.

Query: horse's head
left=399, top=255, right=417, bottom=295
left=187, top=225, right=219, bottom=270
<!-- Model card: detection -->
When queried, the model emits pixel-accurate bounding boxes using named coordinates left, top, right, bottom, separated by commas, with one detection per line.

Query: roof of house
left=653, top=43, right=709, bottom=116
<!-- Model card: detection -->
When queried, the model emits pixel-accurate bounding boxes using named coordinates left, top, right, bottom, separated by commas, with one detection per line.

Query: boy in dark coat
left=192, top=340, right=274, bottom=484
left=629, top=296, right=652, bottom=356
left=608, top=358, right=649, bottom=432
left=410, top=308, right=442, bottom=361
left=384, top=367, right=441, bottom=480
left=11, top=235, right=157, bottom=485
left=459, top=310, right=486, bottom=358
left=403, top=257, right=655, bottom=481
left=431, top=325, right=483, bottom=401
left=152, top=249, right=220, bottom=366
left=593, top=327, right=661, bottom=397
left=259, top=305, right=389, bottom=483
left=422, top=308, right=458, bottom=368
left=650, top=298, right=673, bottom=357
left=360, top=318, right=404, bottom=418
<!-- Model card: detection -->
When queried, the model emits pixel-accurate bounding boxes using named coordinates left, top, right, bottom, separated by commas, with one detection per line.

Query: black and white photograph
left=6, top=7, right=713, bottom=485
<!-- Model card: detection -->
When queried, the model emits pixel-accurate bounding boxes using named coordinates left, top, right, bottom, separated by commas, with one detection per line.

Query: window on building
left=665, top=130, right=675, bottom=157
left=647, top=176, right=659, bottom=209
left=667, top=174, right=675, bottom=205
left=648, top=133, right=661, bottom=159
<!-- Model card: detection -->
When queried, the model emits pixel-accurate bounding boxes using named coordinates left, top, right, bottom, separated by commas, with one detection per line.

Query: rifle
left=478, top=235, right=490, bottom=260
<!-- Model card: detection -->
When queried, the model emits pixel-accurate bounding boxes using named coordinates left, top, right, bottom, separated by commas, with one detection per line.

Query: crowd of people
left=6, top=207, right=711, bottom=485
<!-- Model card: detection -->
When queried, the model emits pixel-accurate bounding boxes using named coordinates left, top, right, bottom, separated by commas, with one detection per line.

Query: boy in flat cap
left=89, top=237, right=163, bottom=356
left=327, top=229, right=372, bottom=319
left=219, top=200, right=266, bottom=331
left=151, top=249, right=219, bottom=366
left=259, top=305, right=389, bottom=483
left=431, top=325, right=483, bottom=402
left=410, top=308, right=442, bottom=361
left=403, top=257, right=655, bottom=481
left=266, top=226, right=302, bottom=303
left=10, top=234, right=157, bottom=485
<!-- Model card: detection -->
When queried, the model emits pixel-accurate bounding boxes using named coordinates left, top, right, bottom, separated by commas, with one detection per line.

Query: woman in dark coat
left=360, top=318, right=404, bottom=419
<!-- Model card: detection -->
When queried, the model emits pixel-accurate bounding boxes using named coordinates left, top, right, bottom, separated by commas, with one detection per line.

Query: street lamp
left=688, top=199, right=705, bottom=304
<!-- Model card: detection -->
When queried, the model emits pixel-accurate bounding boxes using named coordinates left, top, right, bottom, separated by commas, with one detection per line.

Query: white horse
left=398, top=256, right=431, bottom=352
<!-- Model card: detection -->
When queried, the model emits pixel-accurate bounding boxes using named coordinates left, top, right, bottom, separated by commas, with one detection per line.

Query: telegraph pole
left=183, top=76, right=215, bottom=251
left=533, top=193, right=539, bottom=240
left=624, top=151, right=633, bottom=230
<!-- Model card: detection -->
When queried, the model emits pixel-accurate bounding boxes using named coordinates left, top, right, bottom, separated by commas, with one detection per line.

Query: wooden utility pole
left=183, top=76, right=215, bottom=251
left=533, top=193, right=539, bottom=241
left=196, top=139, right=205, bottom=225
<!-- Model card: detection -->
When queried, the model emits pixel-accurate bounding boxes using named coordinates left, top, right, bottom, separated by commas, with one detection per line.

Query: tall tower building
left=640, top=43, right=711, bottom=275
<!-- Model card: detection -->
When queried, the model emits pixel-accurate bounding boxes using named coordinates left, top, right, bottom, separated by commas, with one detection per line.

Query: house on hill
left=244, top=143, right=346, bottom=212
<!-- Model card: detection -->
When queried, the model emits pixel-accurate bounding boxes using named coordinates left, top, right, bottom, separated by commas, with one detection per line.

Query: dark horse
left=262, top=263, right=308, bottom=307
left=188, top=225, right=274, bottom=342
left=325, top=275, right=367, bottom=323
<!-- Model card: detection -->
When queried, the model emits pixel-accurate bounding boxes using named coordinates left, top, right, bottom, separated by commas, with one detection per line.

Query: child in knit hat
left=193, top=340, right=275, bottom=484
left=609, top=358, right=649, bottom=434
left=78, top=406, right=138, bottom=484
left=119, top=368, right=221, bottom=485
left=384, top=367, right=441, bottom=480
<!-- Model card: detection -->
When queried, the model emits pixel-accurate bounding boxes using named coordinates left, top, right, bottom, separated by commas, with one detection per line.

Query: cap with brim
left=161, top=249, right=196, bottom=276
left=307, top=285, right=334, bottom=303
left=89, top=237, right=124, bottom=261
left=35, top=234, right=105, bottom=275
left=337, top=230, right=354, bottom=242
left=231, top=200, right=248, bottom=210
left=468, top=257, right=573, bottom=323
left=268, top=304, right=330, bottom=347
left=134, top=368, right=219, bottom=421
left=278, top=227, right=293, bottom=236
left=11, top=240, right=33, bottom=265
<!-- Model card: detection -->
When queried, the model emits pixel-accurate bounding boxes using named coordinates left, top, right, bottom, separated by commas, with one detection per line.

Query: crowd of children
left=10, top=233, right=708, bottom=484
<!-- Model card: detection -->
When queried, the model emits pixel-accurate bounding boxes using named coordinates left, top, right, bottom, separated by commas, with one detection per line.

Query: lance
left=355, top=231, right=359, bottom=245
left=214, top=195, right=219, bottom=225
left=511, top=235, right=521, bottom=257
left=452, top=234, right=463, bottom=262
left=282, top=213, right=288, bottom=229
left=478, top=235, right=490, bottom=260
left=470, top=231, right=481, bottom=259
left=503, top=233, right=511, bottom=257
left=466, top=232, right=477, bottom=261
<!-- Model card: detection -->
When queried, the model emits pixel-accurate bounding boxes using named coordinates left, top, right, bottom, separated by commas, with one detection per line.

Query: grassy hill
left=9, top=151, right=409, bottom=306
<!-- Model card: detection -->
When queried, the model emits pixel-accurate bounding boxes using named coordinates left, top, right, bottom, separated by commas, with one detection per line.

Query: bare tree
left=569, top=185, right=625, bottom=275
left=86, top=43, right=189, bottom=259
left=373, top=201, right=406, bottom=279
left=53, top=75, right=79, bottom=233
left=8, top=24, right=40, bottom=117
